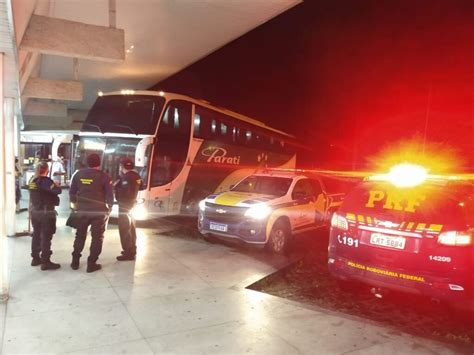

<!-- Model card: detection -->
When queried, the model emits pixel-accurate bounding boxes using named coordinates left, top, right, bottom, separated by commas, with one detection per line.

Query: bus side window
left=194, top=107, right=212, bottom=140
left=245, top=130, right=252, bottom=144
left=211, top=119, right=217, bottom=135
left=193, top=113, right=201, bottom=137
left=150, top=100, right=192, bottom=187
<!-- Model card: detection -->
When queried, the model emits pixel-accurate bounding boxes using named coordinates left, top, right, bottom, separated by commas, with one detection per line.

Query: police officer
left=28, top=162, right=61, bottom=270
left=114, top=157, right=142, bottom=261
left=69, top=153, right=114, bottom=272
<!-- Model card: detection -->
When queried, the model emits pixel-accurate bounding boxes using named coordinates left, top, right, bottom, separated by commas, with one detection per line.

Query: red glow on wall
left=154, top=0, right=474, bottom=172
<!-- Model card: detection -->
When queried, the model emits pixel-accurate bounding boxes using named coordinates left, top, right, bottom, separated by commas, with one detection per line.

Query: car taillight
left=331, top=213, right=348, bottom=231
left=438, top=230, right=473, bottom=246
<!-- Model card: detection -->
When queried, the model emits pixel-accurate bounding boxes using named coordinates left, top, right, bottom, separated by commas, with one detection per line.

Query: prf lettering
left=365, top=190, right=425, bottom=213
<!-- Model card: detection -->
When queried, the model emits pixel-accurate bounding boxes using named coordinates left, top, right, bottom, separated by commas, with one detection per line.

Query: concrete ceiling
left=13, top=0, right=300, bottom=130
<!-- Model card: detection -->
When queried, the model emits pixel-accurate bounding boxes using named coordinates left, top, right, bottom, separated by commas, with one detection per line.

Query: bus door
left=148, top=100, right=192, bottom=216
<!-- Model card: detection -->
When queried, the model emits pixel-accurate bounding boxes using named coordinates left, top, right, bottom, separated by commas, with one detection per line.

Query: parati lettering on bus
left=202, top=147, right=241, bottom=165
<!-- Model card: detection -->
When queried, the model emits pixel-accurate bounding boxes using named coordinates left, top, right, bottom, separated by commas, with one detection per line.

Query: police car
left=198, top=170, right=353, bottom=254
left=328, top=164, right=474, bottom=309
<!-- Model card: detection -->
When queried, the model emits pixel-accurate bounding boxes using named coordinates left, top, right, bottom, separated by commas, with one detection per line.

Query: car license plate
left=210, top=222, right=228, bottom=232
left=370, top=233, right=406, bottom=250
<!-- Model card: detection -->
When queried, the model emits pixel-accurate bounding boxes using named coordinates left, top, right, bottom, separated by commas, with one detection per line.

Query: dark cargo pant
left=118, top=206, right=137, bottom=257
left=72, top=212, right=109, bottom=264
left=31, top=209, right=56, bottom=261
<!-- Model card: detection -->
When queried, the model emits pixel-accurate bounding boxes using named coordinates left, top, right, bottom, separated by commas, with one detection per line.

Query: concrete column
left=14, top=112, right=19, bottom=158
left=5, top=98, right=16, bottom=237
left=0, top=52, right=9, bottom=301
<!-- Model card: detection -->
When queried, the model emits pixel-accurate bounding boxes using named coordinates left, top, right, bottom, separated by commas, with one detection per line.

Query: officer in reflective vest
left=28, top=162, right=62, bottom=270
left=69, top=153, right=114, bottom=272
left=114, top=157, right=142, bottom=261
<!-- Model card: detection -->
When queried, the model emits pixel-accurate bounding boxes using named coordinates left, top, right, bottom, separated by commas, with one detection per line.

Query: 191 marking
left=338, top=235, right=359, bottom=248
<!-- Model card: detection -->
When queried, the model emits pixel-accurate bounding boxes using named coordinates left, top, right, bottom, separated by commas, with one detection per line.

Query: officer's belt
left=32, top=205, right=55, bottom=211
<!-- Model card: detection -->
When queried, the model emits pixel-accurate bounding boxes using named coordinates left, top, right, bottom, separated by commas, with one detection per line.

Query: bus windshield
left=74, top=136, right=150, bottom=189
left=232, top=175, right=292, bottom=197
left=83, top=95, right=165, bottom=135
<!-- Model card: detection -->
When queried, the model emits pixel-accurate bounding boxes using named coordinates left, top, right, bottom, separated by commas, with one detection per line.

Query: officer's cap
left=120, top=157, right=134, bottom=169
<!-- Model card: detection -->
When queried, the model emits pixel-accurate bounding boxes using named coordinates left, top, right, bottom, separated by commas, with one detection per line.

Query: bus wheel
left=267, top=220, right=290, bottom=255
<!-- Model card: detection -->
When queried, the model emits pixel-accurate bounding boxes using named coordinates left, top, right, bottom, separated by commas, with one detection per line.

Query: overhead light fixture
left=121, top=89, right=135, bottom=95
left=159, top=91, right=165, bottom=96
left=126, top=44, right=135, bottom=54
left=98, top=91, right=104, bottom=96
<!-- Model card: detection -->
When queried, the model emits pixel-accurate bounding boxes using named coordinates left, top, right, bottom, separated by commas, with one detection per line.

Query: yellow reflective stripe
left=366, top=216, right=372, bottom=225
left=406, top=222, right=415, bottom=230
left=428, top=224, right=443, bottom=232
left=346, top=213, right=355, bottom=221
left=357, top=215, right=365, bottom=223
left=399, top=221, right=406, bottom=230
left=415, top=223, right=426, bottom=231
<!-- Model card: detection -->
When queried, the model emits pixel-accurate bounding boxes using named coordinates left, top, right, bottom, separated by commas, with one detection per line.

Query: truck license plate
left=370, top=233, right=406, bottom=250
left=210, top=222, right=228, bottom=232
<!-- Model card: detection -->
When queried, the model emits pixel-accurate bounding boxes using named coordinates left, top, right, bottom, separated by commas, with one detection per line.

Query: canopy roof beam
left=24, top=101, right=68, bottom=118
left=20, top=14, right=125, bottom=62
left=23, top=77, right=83, bottom=101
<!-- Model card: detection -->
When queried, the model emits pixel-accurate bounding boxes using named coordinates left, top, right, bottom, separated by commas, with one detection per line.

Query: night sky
left=151, top=0, right=473, bottom=172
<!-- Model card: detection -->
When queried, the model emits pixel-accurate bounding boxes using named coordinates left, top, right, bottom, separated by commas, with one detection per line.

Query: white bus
left=74, top=91, right=297, bottom=219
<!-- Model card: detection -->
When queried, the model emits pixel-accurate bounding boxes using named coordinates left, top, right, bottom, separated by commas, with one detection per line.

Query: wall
left=151, top=0, right=473, bottom=171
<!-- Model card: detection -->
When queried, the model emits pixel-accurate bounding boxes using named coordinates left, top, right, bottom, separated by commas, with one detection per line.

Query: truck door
left=310, top=179, right=328, bottom=226
left=291, top=179, right=317, bottom=228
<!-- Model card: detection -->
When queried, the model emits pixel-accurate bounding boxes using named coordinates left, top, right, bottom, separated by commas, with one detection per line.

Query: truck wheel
left=267, top=220, right=290, bottom=255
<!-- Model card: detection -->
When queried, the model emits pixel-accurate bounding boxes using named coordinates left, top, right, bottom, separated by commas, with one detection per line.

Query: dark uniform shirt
left=69, top=168, right=114, bottom=212
left=28, top=176, right=61, bottom=209
left=115, top=170, right=142, bottom=209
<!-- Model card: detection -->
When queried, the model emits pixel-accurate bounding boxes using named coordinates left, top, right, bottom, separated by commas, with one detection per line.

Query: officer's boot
left=41, top=259, right=61, bottom=271
left=71, top=255, right=80, bottom=270
left=31, top=256, right=42, bottom=266
left=86, top=263, right=102, bottom=273
left=86, top=256, right=102, bottom=273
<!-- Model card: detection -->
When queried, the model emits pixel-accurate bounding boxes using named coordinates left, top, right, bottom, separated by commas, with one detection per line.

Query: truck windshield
left=74, top=137, right=150, bottom=189
left=232, top=175, right=292, bottom=196
left=83, top=95, right=165, bottom=135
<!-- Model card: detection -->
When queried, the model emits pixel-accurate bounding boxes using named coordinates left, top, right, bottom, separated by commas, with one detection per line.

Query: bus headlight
left=131, top=200, right=148, bottom=220
left=199, top=200, right=206, bottom=211
left=244, top=204, right=272, bottom=220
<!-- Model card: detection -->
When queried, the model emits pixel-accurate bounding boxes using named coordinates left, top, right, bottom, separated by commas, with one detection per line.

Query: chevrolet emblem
left=377, top=220, right=399, bottom=228
left=216, top=208, right=227, bottom=214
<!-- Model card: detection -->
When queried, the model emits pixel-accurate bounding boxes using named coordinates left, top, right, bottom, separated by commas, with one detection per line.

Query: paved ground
left=0, top=195, right=463, bottom=354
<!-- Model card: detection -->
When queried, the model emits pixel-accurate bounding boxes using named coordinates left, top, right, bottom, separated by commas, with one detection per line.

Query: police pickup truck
left=328, top=164, right=474, bottom=309
left=198, top=171, right=355, bottom=254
